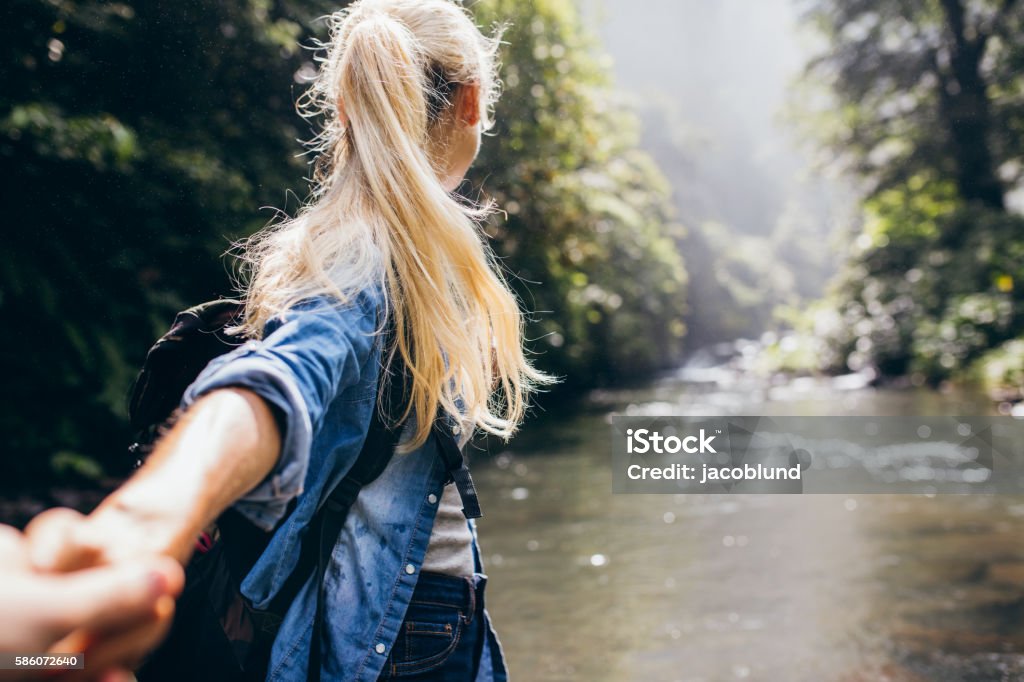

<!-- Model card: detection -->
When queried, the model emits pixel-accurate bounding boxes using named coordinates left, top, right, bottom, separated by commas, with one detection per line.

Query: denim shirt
left=180, top=286, right=509, bottom=682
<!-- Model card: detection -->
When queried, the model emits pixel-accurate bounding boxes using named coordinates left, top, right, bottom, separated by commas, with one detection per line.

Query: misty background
left=582, top=0, right=849, bottom=348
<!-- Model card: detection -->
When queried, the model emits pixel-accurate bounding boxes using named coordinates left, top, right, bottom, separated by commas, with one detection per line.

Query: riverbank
left=698, top=332, right=1024, bottom=416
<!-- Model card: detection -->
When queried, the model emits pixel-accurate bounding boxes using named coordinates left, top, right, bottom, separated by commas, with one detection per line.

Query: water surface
left=472, top=373, right=1024, bottom=681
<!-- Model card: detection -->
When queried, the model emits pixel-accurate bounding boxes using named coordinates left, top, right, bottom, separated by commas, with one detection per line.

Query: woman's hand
left=24, top=505, right=195, bottom=582
left=18, top=509, right=185, bottom=682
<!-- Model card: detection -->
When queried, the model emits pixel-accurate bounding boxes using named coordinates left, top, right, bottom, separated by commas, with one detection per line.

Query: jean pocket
left=385, top=602, right=465, bottom=677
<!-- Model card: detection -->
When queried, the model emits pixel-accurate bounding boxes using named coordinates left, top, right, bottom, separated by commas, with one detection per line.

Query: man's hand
left=0, top=525, right=183, bottom=681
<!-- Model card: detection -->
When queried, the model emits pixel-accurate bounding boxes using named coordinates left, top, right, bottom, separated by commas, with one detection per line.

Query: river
left=471, top=367, right=1024, bottom=681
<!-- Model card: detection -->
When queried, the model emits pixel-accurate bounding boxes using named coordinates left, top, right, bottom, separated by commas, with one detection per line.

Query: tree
left=798, top=0, right=1024, bottom=381
left=802, top=0, right=1022, bottom=209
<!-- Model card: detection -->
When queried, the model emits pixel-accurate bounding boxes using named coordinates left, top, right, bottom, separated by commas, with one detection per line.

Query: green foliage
left=1, top=0, right=348, bottom=491
left=470, top=0, right=688, bottom=385
left=969, top=337, right=1024, bottom=400
left=820, top=202, right=1024, bottom=379
left=1, top=0, right=687, bottom=491
left=798, top=0, right=1024, bottom=381
left=800, top=0, right=1023, bottom=206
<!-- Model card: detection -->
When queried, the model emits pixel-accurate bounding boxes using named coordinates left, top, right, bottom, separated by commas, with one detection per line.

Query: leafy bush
left=819, top=197, right=1024, bottom=381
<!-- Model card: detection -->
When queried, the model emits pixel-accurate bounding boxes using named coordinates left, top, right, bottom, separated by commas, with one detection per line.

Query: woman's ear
left=337, top=98, right=349, bottom=128
left=455, top=83, right=480, bottom=128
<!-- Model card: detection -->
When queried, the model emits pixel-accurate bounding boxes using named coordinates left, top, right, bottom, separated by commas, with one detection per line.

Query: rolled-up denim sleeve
left=180, top=291, right=380, bottom=530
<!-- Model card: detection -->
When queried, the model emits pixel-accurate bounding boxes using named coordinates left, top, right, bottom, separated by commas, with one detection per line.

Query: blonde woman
left=24, top=0, right=549, bottom=680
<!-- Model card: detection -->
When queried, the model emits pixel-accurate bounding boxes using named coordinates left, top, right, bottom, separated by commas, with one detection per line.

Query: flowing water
left=471, top=367, right=1024, bottom=681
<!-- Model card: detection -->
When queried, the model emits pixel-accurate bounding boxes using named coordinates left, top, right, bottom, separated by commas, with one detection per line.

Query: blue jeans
left=377, top=572, right=486, bottom=681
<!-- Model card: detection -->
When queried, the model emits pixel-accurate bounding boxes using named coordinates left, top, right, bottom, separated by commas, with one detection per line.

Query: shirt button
left=451, top=424, right=461, bottom=435
left=427, top=493, right=438, bottom=504
left=375, top=643, right=386, bottom=655
left=405, top=564, right=416, bottom=575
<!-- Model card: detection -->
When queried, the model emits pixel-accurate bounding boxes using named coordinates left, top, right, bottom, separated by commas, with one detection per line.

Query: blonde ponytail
left=235, top=0, right=551, bottom=448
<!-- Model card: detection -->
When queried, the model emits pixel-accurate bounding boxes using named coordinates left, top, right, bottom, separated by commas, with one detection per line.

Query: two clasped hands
left=2, top=387, right=284, bottom=682
left=0, top=505, right=184, bottom=682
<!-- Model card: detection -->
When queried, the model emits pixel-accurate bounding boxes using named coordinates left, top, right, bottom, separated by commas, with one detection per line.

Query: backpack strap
left=433, top=419, right=482, bottom=520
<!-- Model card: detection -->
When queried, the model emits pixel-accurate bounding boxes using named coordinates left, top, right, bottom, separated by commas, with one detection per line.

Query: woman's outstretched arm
left=26, top=387, right=282, bottom=570
left=28, top=293, right=382, bottom=570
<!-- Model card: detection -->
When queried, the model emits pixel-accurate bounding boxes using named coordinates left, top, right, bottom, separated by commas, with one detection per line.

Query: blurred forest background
left=2, top=0, right=1024, bottom=504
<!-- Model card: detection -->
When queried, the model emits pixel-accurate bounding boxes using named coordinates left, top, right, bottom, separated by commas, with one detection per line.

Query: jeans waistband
left=412, top=571, right=487, bottom=618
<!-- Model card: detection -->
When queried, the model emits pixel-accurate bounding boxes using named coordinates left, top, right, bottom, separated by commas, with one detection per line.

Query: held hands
left=7, top=388, right=284, bottom=680
left=26, top=496, right=200, bottom=572
left=9, top=388, right=285, bottom=681
left=19, top=494, right=201, bottom=682
left=0, top=523, right=183, bottom=682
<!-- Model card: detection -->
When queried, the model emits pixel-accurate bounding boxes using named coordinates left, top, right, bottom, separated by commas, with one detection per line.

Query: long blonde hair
left=234, top=0, right=551, bottom=447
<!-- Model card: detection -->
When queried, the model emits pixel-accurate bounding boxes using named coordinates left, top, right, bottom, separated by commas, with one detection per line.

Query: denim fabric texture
left=378, top=571, right=486, bottom=681
left=180, top=287, right=508, bottom=682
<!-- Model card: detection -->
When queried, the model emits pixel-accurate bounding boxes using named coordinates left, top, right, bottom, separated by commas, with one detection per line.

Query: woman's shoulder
left=268, top=283, right=386, bottom=332
left=302, top=286, right=383, bottom=318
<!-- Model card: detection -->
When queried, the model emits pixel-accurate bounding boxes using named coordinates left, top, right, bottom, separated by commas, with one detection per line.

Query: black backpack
left=127, top=299, right=481, bottom=682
